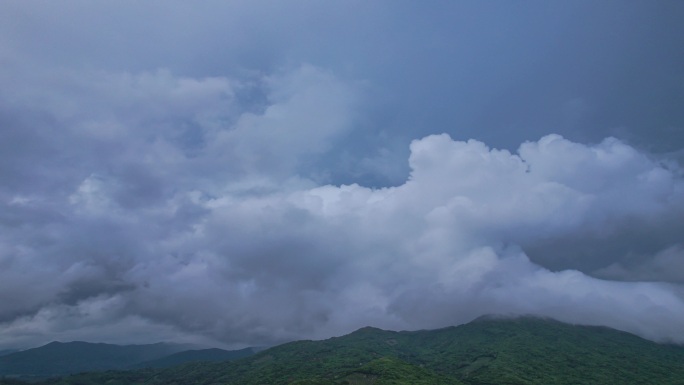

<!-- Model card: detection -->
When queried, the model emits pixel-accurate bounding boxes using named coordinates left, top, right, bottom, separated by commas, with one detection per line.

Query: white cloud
left=93, top=132, right=684, bottom=345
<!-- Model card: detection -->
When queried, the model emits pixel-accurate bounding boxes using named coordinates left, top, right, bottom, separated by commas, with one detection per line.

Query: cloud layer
left=2, top=1, right=684, bottom=349
left=1, top=64, right=684, bottom=348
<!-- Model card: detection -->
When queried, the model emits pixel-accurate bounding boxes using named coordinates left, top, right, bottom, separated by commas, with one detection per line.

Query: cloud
left=595, top=245, right=684, bottom=284
left=0, top=63, right=357, bottom=346
left=2, top=1, right=684, bottom=350
left=3, top=82, right=684, bottom=348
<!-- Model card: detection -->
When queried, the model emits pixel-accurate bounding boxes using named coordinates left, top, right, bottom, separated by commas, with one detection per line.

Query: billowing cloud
left=3, top=80, right=684, bottom=347
left=1, top=1, right=684, bottom=350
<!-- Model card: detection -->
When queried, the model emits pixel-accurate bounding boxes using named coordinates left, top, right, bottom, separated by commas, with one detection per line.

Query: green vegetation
left=132, top=348, right=256, bottom=369
left=5, top=316, right=684, bottom=384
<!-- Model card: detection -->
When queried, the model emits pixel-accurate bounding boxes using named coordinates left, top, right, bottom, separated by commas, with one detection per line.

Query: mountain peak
left=353, top=326, right=384, bottom=333
left=472, top=313, right=560, bottom=323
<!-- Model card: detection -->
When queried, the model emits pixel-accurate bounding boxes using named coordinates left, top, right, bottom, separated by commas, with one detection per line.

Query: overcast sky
left=2, top=1, right=684, bottom=350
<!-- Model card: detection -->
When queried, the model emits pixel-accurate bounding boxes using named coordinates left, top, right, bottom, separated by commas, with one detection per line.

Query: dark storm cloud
left=1, top=1, right=684, bottom=350
left=4, top=2, right=682, bottom=158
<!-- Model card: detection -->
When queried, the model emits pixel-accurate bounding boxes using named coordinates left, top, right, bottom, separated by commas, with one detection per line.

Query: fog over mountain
left=1, top=1, right=684, bottom=349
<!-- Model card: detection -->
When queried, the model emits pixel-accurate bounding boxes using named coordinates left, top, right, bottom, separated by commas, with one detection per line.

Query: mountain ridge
left=0, top=341, right=254, bottom=380
left=131, top=347, right=257, bottom=369
left=11, top=315, right=684, bottom=385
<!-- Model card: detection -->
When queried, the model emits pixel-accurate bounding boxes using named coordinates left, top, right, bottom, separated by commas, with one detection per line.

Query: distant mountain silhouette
left=0, top=341, right=191, bottom=378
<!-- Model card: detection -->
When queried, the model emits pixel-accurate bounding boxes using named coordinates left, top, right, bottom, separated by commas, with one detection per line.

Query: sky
left=1, top=1, right=684, bottom=350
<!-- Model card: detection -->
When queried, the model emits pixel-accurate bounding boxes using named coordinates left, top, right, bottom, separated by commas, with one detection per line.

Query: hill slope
left=8, top=316, right=684, bottom=384
left=0, top=341, right=190, bottom=378
left=131, top=347, right=256, bottom=369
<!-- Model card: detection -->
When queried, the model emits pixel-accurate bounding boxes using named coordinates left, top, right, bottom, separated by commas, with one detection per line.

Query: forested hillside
left=4, top=317, right=682, bottom=385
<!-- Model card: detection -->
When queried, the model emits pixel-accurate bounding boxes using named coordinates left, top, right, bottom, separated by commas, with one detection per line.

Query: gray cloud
left=1, top=1, right=684, bottom=350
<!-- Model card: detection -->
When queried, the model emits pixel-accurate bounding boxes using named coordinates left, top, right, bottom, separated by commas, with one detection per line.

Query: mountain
left=132, top=347, right=257, bottom=369
left=198, top=317, right=684, bottom=384
left=0, top=352, right=16, bottom=358
left=7, top=316, right=684, bottom=384
left=0, top=341, right=190, bottom=379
